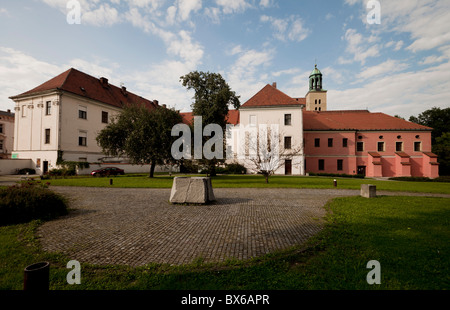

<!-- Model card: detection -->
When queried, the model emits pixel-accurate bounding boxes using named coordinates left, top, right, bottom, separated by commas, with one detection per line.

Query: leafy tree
left=409, top=107, right=450, bottom=175
left=409, top=107, right=450, bottom=144
left=433, top=132, right=450, bottom=175
left=96, top=105, right=183, bottom=178
left=180, top=71, right=240, bottom=176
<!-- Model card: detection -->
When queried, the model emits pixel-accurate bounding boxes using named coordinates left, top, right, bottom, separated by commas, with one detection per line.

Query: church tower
left=305, top=64, right=327, bottom=111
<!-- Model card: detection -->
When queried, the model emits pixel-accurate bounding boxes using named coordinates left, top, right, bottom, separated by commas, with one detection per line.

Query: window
left=79, top=106, right=87, bottom=119
left=356, top=142, right=364, bottom=152
left=337, top=159, right=343, bottom=171
left=328, top=138, right=333, bottom=147
left=343, top=138, right=348, bottom=147
left=318, top=159, right=325, bottom=171
left=79, top=157, right=87, bottom=162
left=0, top=123, right=3, bottom=134
left=377, top=142, right=385, bottom=152
left=249, top=115, right=257, bottom=127
left=45, top=129, right=51, bottom=144
left=102, top=111, right=109, bottom=124
left=45, top=101, right=51, bottom=115
left=79, top=131, right=87, bottom=146
left=284, top=114, right=292, bottom=126
left=396, top=142, right=403, bottom=152
left=414, top=142, right=421, bottom=152
left=315, top=138, right=320, bottom=147
left=284, top=136, right=292, bottom=149
left=0, top=140, right=3, bottom=151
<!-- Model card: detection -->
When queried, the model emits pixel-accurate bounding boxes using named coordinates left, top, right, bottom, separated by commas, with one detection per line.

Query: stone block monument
left=170, top=177, right=215, bottom=204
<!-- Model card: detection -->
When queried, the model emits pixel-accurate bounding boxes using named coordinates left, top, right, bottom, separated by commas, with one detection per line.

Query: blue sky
left=1, top=0, right=449, bottom=118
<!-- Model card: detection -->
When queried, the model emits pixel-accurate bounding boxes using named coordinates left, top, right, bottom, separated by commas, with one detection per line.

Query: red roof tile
left=241, top=84, right=304, bottom=108
left=303, top=110, right=432, bottom=131
left=10, top=68, right=157, bottom=110
left=180, top=110, right=240, bottom=126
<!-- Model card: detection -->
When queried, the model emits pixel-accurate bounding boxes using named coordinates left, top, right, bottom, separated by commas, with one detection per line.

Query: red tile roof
left=241, top=84, right=304, bottom=108
left=303, top=110, right=432, bottom=131
left=180, top=110, right=240, bottom=126
left=10, top=68, right=158, bottom=110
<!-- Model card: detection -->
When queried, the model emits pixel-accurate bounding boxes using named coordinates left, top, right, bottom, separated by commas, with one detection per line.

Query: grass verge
left=41, top=174, right=450, bottom=195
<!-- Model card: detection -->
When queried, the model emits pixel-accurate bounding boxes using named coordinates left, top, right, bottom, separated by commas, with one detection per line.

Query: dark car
left=91, top=167, right=125, bottom=177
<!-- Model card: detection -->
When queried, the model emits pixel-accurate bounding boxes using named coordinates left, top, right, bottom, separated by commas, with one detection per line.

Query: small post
left=333, top=179, right=337, bottom=187
left=109, top=179, right=113, bottom=185
left=24, top=262, right=50, bottom=291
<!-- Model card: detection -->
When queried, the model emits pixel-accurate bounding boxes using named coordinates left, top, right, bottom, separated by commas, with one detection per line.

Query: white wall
left=0, top=159, right=33, bottom=175
left=76, top=163, right=179, bottom=175
left=0, top=112, right=14, bottom=158
left=236, top=106, right=305, bottom=175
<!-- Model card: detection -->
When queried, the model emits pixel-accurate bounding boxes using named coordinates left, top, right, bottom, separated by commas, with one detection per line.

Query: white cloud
left=259, top=0, right=275, bottom=8
left=329, top=60, right=450, bottom=118
left=345, top=0, right=450, bottom=53
left=226, top=47, right=274, bottom=103
left=342, top=28, right=380, bottom=64
left=215, top=0, right=251, bottom=14
left=82, top=3, right=120, bottom=26
left=356, top=59, right=409, bottom=80
left=177, top=0, right=202, bottom=21
left=260, top=15, right=310, bottom=42
left=0, top=47, right=64, bottom=110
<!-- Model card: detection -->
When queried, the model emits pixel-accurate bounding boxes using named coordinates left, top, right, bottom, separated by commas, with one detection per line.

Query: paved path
left=36, top=186, right=449, bottom=267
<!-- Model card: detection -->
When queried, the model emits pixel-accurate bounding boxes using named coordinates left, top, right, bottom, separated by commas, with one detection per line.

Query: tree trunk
left=210, top=163, right=217, bottom=177
left=265, top=173, right=269, bottom=184
left=149, top=162, right=156, bottom=178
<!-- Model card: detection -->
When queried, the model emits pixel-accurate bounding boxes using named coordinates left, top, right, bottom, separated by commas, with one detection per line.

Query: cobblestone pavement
left=37, top=187, right=450, bottom=267
left=36, top=187, right=361, bottom=267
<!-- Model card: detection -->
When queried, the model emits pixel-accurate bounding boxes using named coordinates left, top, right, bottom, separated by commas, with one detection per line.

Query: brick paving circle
left=37, top=187, right=358, bottom=267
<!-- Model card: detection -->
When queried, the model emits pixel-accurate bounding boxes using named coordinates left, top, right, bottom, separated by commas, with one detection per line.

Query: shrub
left=224, top=163, right=247, bottom=174
left=18, top=168, right=36, bottom=175
left=308, top=172, right=365, bottom=179
left=0, top=181, right=68, bottom=226
left=389, top=176, right=450, bottom=182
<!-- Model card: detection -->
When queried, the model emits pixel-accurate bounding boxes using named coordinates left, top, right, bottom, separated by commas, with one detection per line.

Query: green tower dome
left=309, top=64, right=323, bottom=91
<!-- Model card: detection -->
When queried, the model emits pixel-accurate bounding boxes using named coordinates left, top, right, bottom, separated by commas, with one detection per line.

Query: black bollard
left=24, top=262, right=50, bottom=290
left=333, top=179, right=337, bottom=187
left=110, top=178, right=113, bottom=185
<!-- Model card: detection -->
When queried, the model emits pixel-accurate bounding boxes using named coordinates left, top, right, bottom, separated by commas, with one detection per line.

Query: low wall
left=0, top=159, right=33, bottom=175
left=76, top=163, right=179, bottom=175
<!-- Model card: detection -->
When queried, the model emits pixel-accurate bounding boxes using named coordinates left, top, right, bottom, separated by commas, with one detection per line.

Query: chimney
left=272, top=82, right=277, bottom=89
left=153, top=100, right=159, bottom=106
left=7, top=109, right=11, bottom=113
left=100, top=77, right=108, bottom=87
left=162, top=104, right=167, bottom=108
left=121, top=86, right=127, bottom=96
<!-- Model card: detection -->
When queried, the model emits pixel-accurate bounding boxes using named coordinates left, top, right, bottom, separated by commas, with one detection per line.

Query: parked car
left=91, top=167, right=125, bottom=177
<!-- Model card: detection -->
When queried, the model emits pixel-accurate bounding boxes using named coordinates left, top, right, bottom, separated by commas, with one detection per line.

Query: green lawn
left=41, top=174, right=450, bottom=194
left=1, top=196, right=449, bottom=290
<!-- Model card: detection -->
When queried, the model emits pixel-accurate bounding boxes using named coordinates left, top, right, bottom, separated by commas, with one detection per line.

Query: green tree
left=96, top=105, right=183, bottom=178
left=409, top=107, right=450, bottom=175
left=180, top=71, right=240, bottom=176
left=409, top=107, right=450, bottom=144
left=433, top=132, right=450, bottom=176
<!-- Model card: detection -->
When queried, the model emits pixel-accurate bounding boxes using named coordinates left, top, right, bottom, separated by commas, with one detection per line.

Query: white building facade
left=9, top=68, right=158, bottom=174
left=0, top=109, right=15, bottom=159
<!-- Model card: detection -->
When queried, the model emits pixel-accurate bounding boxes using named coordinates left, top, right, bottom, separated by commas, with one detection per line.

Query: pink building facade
left=303, top=111, right=439, bottom=178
